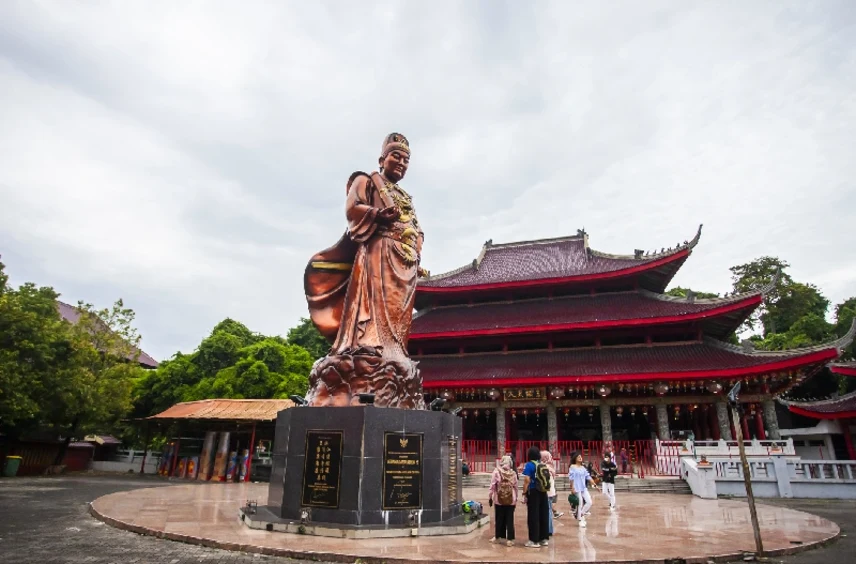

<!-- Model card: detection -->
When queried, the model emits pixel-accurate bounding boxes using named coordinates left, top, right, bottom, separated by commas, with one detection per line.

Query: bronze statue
left=303, top=133, right=427, bottom=409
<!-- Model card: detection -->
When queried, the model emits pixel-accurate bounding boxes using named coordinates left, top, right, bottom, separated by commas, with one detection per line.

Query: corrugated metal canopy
left=147, top=399, right=294, bottom=422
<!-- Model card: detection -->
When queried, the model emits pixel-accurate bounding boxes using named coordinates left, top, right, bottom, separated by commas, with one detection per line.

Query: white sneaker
left=540, top=540, right=549, bottom=546
left=489, top=537, right=497, bottom=543
left=579, top=519, right=587, bottom=528
left=506, top=540, right=514, bottom=547
left=525, top=541, right=540, bottom=548
left=609, top=506, right=616, bottom=512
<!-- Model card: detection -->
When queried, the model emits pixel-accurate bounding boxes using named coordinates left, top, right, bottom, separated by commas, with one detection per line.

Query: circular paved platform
left=90, top=482, right=839, bottom=563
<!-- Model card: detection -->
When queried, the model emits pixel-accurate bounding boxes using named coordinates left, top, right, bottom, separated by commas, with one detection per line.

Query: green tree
left=286, top=317, right=329, bottom=360
left=49, top=300, right=148, bottom=463
left=185, top=339, right=312, bottom=400
left=0, top=265, right=78, bottom=433
left=134, top=318, right=315, bottom=416
left=730, top=257, right=830, bottom=336
left=665, top=287, right=720, bottom=299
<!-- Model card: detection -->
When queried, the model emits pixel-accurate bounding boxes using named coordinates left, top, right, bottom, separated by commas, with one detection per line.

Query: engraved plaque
left=503, top=387, right=545, bottom=401
left=447, top=435, right=459, bottom=508
left=301, top=430, right=343, bottom=508
left=382, top=432, right=423, bottom=510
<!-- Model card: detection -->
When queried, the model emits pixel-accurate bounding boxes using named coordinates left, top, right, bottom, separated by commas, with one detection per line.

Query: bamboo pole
left=729, top=384, right=764, bottom=557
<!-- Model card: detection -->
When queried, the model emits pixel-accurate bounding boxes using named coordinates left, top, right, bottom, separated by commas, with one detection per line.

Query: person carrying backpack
left=488, top=455, right=518, bottom=546
left=521, top=445, right=551, bottom=548
left=540, top=450, right=561, bottom=536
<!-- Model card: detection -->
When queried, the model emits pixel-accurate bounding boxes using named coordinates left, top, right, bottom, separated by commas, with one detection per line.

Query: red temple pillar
left=754, top=409, right=766, bottom=441
left=740, top=410, right=751, bottom=441
left=842, top=418, right=856, bottom=461
left=709, top=405, right=721, bottom=441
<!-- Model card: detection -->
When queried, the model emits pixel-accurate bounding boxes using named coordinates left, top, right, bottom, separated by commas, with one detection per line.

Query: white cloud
left=1, top=1, right=855, bottom=360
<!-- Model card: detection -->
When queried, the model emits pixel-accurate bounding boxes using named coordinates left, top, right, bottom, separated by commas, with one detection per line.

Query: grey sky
left=1, top=1, right=854, bottom=362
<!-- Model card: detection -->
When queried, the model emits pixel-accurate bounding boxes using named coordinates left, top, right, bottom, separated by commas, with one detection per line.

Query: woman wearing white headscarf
left=488, top=455, right=518, bottom=546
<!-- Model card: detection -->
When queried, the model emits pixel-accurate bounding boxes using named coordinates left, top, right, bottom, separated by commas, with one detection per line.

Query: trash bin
left=3, top=456, right=22, bottom=477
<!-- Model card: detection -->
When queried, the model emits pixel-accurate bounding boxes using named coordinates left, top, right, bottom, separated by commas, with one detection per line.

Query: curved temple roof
left=780, top=392, right=856, bottom=420
left=417, top=319, right=856, bottom=388
left=418, top=225, right=702, bottom=292
left=57, top=301, right=159, bottom=368
left=411, top=288, right=761, bottom=340
left=830, top=361, right=856, bottom=378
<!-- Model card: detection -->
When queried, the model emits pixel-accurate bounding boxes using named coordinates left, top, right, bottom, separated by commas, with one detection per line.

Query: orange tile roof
left=147, top=399, right=294, bottom=422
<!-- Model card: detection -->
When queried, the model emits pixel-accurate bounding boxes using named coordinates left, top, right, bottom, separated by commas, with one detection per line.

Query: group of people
left=486, top=447, right=620, bottom=548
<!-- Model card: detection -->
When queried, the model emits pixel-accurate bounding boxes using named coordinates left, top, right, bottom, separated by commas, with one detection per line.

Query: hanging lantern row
left=437, top=373, right=791, bottom=406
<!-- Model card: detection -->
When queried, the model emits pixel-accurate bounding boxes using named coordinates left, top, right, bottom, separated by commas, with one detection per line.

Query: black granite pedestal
left=266, top=406, right=463, bottom=528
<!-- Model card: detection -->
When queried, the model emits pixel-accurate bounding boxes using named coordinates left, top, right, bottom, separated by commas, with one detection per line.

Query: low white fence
left=688, top=438, right=795, bottom=457
left=682, top=456, right=856, bottom=499
left=88, top=449, right=162, bottom=474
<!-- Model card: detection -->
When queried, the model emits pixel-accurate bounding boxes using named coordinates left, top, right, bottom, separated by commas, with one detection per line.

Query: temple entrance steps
left=463, top=473, right=692, bottom=495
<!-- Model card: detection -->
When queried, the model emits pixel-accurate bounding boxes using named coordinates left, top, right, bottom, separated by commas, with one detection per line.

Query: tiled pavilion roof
left=411, top=289, right=760, bottom=340
left=57, top=301, right=159, bottom=368
left=417, top=319, right=856, bottom=387
left=418, top=226, right=702, bottom=292
left=147, top=399, right=294, bottom=422
left=781, top=392, right=856, bottom=420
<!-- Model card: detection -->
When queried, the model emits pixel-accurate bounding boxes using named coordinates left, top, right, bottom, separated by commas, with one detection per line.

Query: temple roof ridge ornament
left=652, top=266, right=778, bottom=306
left=590, top=224, right=703, bottom=261
left=779, top=390, right=853, bottom=405
left=705, top=317, right=856, bottom=357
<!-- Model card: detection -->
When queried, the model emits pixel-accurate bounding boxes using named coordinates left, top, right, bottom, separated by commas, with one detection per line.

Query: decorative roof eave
left=830, top=361, right=856, bottom=378
left=591, top=224, right=704, bottom=262
left=706, top=317, right=856, bottom=358
left=655, top=265, right=780, bottom=307
left=418, top=345, right=836, bottom=389
left=418, top=225, right=703, bottom=293
left=779, top=391, right=856, bottom=420
left=410, top=292, right=761, bottom=341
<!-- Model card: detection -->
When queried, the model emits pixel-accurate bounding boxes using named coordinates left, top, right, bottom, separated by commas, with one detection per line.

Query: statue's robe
left=304, top=171, right=423, bottom=362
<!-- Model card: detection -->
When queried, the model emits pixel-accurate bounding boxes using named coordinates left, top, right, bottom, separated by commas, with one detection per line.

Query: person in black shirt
left=600, top=452, right=618, bottom=511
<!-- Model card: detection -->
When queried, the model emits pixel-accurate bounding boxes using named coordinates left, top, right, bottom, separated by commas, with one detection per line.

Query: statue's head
left=379, top=132, right=410, bottom=183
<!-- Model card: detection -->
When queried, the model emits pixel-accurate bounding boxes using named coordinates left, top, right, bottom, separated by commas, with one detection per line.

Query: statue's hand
left=377, top=206, right=400, bottom=225
left=418, top=266, right=430, bottom=278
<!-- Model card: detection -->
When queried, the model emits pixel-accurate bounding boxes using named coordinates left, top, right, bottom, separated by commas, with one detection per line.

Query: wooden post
left=139, top=424, right=151, bottom=474
left=731, top=404, right=764, bottom=556
left=843, top=418, right=856, bottom=461
left=245, top=422, right=256, bottom=482
left=169, top=435, right=181, bottom=478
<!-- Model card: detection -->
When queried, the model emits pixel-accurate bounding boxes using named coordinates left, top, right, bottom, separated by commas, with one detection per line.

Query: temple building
left=410, top=227, right=856, bottom=470
left=779, top=362, right=856, bottom=460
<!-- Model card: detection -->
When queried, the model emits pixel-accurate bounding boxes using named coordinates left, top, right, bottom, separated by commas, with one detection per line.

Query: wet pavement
left=90, top=479, right=838, bottom=562
left=0, top=474, right=310, bottom=564
left=1, top=474, right=852, bottom=563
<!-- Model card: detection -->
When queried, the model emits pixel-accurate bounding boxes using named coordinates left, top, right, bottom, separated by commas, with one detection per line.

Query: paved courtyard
left=0, top=475, right=311, bottom=564
left=0, top=474, right=853, bottom=563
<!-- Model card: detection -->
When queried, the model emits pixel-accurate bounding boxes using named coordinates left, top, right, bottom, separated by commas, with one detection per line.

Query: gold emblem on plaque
left=400, top=437, right=409, bottom=448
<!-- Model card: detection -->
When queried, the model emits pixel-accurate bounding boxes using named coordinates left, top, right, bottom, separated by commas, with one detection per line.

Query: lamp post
left=728, top=382, right=763, bottom=557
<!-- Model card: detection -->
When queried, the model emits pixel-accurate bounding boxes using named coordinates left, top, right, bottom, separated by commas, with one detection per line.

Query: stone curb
left=88, top=500, right=840, bottom=564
